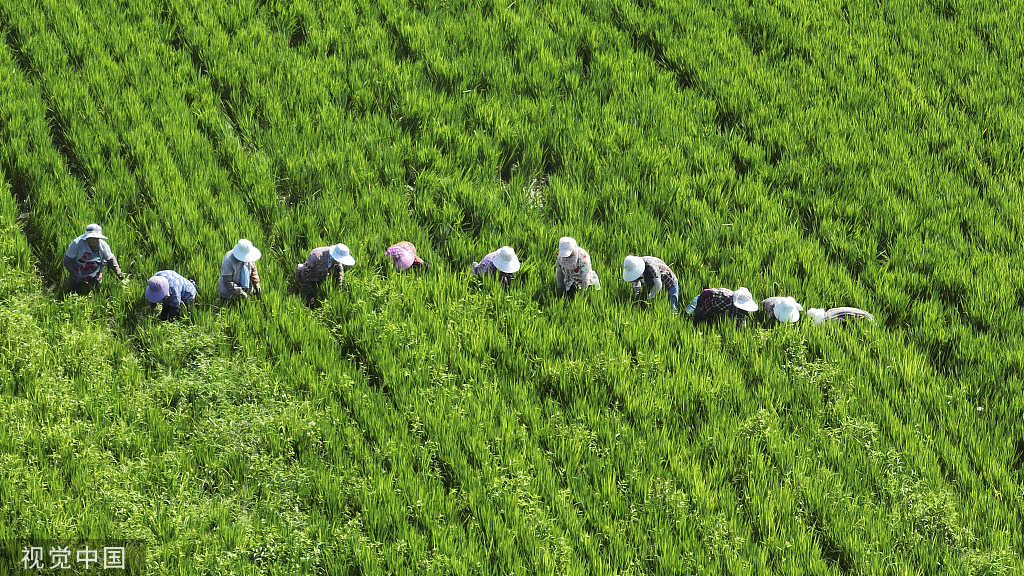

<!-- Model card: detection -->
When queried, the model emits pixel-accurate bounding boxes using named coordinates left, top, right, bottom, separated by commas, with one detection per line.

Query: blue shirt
left=155, top=270, right=197, bottom=308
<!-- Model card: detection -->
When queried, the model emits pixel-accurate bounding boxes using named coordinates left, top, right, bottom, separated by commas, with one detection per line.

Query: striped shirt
left=822, top=307, right=875, bottom=323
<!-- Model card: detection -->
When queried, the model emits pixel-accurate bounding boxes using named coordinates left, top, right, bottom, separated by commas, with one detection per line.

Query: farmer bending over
left=385, top=241, right=427, bottom=271
left=472, top=246, right=521, bottom=287
left=218, top=239, right=262, bottom=299
left=760, top=296, right=803, bottom=324
left=684, top=286, right=759, bottom=326
left=145, top=270, right=197, bottom=321
left=807, top=307, right=875, bottom=324
left=555, top=237, right=600, bottom=298
left=63, top=224, right=123, bottom=291
left=622, top=255, right=679, bottom=313
left=297, top=243, right=355, bottom=300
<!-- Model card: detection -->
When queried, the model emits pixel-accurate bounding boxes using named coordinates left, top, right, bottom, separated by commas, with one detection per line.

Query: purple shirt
left=472, top=250, right=500, bottom=276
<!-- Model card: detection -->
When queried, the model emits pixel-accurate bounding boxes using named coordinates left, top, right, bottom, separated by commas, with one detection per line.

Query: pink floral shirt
left=556, top=247, right=598, bottom=289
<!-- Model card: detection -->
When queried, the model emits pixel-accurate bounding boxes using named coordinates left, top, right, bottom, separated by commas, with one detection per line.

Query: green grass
left=1, top=0, right=1022, bottom=573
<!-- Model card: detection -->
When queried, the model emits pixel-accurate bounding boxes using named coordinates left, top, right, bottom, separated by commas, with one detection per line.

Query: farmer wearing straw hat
left=684, top=286, right=759, bottom=325
left=385, top=241, right=427, bottom=271
left=218, top=239, right=262, bottom=299
left=63, top=223, right=124, bottom=290
left=555, top=237, right=600, bottom=297
left=472, top=246, right=521, bottom=287
left=760, top=296, right=804, bottom=325
left=622, top=255, right=680, bottom=313
left=296, top=243, right=356, bottom=299
left=145, top=270, right=197, bottom=321
left=807, top=307, right=876, bottom=325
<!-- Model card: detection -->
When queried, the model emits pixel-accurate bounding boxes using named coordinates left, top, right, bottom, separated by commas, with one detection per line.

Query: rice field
left=0, top=0, right=1022, bottom=573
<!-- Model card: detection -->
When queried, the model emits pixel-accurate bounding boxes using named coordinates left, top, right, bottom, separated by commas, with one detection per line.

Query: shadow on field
left=1014, top=439, right=1024, bottom=473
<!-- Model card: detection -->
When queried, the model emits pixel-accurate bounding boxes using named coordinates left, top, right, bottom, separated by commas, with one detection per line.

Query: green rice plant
left=1, top=0, right=1023, bottom=572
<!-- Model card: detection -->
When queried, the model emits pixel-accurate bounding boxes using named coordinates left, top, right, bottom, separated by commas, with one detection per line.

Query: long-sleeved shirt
left=154, top=270, right=197, bottom=308
left=64, top=238, right=121, bottom=279
left=691, top=288, right=749, bottom=322
left=218, top=252, right=259, bottom=298
left=296, top=247, right=344, bottom=287
left=556, top=246, right=599, bottom=291
left=472, top=249, right=501, bottom=276
left=472, top=249, right=514, bottom=286
left=632, top=256, right=677, bottom=300
left=822, top=307, right=875, bottom=323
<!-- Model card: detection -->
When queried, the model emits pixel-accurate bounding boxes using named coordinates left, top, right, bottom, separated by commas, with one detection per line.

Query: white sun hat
left=558, top=237, right=577, bottom=258
left=733, top=287, right=759, bottom=312
left=330, top=243, right=356, bottom=266
left=773, top=297, right=804, bottom=323
left=621, top=255, right=645, bottom=282
left=84, top=223, right=107, bottom=240
left=807, top=308, right=827, bottom=324
left=232, top=239, right=262, bottom=263
left=493, top=246, right=521, bottom=274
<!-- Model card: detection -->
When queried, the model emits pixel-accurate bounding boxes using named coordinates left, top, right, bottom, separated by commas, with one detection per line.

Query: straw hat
left=84, top=223, right=107, bottom=240
left=330, top=243, right=355, bottom=266
left=232, top=239, right=262, bottom=262
left=493, top=246, right=521, bottom=274
left=145, top=275, right=170, bottom=303
left=773, top=297, right=803, bottom=323
left=622, top=256, right=645, bottom=282
left=557, top=237, right=577, bottom=258
left=387, top=241, right=423, bottom=271
left=733, top=287, right=759, bottom=312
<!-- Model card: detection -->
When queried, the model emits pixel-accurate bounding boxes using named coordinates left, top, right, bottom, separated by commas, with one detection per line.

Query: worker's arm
left=647, top=275, right=662, bottom=300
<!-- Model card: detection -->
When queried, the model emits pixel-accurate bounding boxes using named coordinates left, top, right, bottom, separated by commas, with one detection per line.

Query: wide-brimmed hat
left=387, top=241, right=424, bottom=271
left=733, top=287, right=759, bottom=312
left=145, top=275, right=170, bottom=303
left=558, top=237, right=577, bottom=258
left=492, top=246, right=521, bottom=274
left=84, top=223, right=107, bottom=240
left=232, top=239, right=262, bottom=262
left=330, top=243, right=356, bottom=266
left=622, top=255, right=645, bottom=282
left=807, top=308, right=827, bottom=325
left=773, top=297, right=803, bottom=323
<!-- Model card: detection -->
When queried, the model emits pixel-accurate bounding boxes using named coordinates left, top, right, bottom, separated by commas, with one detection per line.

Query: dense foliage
left=1, top=0, right=1022, bottom=573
